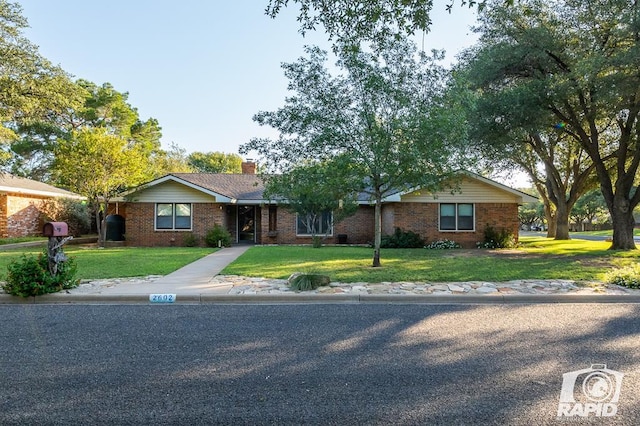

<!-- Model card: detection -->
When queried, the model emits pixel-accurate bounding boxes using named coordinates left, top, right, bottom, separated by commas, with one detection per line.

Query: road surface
left=1, top=304, right=638, bottom=425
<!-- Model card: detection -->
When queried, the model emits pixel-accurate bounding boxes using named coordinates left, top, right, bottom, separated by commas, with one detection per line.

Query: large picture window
left=440, top=203, right=474, bottom=231
left=156, top=203, right=192, bottom=230
left=296, top=211, right=333, bottom=236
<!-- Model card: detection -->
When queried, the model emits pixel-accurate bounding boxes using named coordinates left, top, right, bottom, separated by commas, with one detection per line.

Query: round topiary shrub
left=205, top=224, right=232, bottom=247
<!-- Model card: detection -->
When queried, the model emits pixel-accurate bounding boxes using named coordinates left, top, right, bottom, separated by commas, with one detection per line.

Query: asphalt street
left=1, top=303, right=639, bottom=425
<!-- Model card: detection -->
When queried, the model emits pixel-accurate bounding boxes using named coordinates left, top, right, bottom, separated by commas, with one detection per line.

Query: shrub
left=288, top=273, right=331, bottom=291
left=205, top=224, right=232, bottom=247
left=381, top=227, right=425, bottom=248
left=605, top=264, right=640, bottom=289
left=477, top=224, right=517, bottom=249
left=40, top=198, right=90, bottom=236
left=425, top=239, right=461, bottom=250
left=183, top=233, right=199, bottom=247
left=3, top=250, right=79, bottom=297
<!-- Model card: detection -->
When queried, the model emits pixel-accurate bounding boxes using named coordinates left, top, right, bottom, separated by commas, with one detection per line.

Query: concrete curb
left=3, top=292, right=640, bottom=305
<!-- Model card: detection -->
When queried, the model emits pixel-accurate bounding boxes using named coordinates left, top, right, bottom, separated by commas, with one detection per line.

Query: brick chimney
left=241, top=160, right=256, bottom=174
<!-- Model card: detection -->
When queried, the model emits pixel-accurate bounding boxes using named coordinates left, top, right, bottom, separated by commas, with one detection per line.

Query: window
left=440, top=203, right=474, bottom=231
left=296, top=211, right=333, bottom=236
left=156, top=203, right=192, bottom=230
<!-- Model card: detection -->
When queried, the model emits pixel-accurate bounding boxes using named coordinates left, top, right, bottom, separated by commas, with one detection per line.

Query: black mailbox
left=43, top=222, right=68, bottom=237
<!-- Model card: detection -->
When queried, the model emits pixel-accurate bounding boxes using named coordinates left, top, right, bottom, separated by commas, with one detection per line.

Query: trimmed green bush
left=3, top=250, right=79, bottom=297
left=205, top=224, right=232, bottom=247
left=477, top=225, right=517, bottom=249
left=606, top=264, right=640, bottom=289
left=381, top=227, right=425, bottom=248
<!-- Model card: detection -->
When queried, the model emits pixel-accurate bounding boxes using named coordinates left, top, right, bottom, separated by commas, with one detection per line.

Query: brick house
left=0, top=174, right=85, bottom=238
left=111, top=162, right=536, bottom=248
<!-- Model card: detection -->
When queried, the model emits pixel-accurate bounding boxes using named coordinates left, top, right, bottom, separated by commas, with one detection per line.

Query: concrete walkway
left=98, top=245, right=251, bottom=295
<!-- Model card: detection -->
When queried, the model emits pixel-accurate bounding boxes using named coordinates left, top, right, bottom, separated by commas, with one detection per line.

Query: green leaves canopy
left=461, top=0, right=640, bottom=249
left=53, top=128, right=148, bottom=244
left=187, top=151, right=243, bottom=173
left=264, top=0, right=513, bottom=46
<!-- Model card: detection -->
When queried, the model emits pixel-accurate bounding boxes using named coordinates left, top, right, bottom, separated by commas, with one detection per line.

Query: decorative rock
left=447, top=284, right=466, bottom=292
left=475, top=286, right=498, bottom=294
left=56, top=274, right=638, bottom=298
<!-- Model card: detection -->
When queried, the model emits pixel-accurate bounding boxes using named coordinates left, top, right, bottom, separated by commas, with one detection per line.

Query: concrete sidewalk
left=98, top=245, right=251, bottom=296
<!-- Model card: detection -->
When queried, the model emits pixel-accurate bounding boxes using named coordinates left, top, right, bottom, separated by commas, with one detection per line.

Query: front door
left=237, top=206, right=255, bottom=243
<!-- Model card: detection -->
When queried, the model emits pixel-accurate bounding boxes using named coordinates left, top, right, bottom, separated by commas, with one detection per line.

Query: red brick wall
left=387, top=202, right=520, bottom=248
left=4, top=194, right=50, bottom=238
left=119, top=202, right=228, bottom=247
left=0, top=194, right=7, bottom=238
left=118, top=201, right=519, bottom=248
left=259, top=205, right=375, bottom=245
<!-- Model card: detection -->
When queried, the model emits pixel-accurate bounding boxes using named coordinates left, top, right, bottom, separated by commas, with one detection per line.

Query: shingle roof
left=122, top=170, right=537, bottom=205
left=171, top=173, right=266, bottom=200
left=0, top=173, right=84, bottom=199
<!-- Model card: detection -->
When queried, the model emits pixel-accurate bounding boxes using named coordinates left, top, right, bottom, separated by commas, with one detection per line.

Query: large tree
left=187, top=151, right=242, bottom=173
left=459, top=81, right=598, bottom=239
left=241, top=39, right=462, bottom=266
left=461, top=0, right=640, bottom=249
left=0, top=1, right=83, bottom=164
left=9, top=79, right=167, bottom=182
left=52, top=128, right=148, bottom=246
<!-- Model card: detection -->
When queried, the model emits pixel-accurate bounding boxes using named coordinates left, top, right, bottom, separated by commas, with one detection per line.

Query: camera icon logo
left=557, top=364, right=623, bottom=417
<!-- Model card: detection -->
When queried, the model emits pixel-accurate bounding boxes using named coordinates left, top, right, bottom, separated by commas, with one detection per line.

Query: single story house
left=110, top=162, right=537, bottom=248
left=0, top=174, right=85, bottom=238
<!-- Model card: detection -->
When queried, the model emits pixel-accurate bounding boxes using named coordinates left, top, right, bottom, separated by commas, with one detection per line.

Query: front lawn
left=0, top=246, right=217, bottom=280
left=223, top=237, right=638, bottom=283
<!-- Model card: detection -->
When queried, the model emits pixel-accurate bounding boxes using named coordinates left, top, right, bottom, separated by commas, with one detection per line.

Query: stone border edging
left=3, top=292, right=640, bottom=305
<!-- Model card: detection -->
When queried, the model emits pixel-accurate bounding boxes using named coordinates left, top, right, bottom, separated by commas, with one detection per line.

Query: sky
left=17, top=1, right=480, bottom=153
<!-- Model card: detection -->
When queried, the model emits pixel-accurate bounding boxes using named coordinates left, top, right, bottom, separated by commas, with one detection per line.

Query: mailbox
left=43, top=222, right=68, bottom=237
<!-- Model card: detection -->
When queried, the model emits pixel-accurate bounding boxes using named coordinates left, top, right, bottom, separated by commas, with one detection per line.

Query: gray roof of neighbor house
left=0, top=173, right=84, bottom=199
left=171, top=173, right=266, bottom=200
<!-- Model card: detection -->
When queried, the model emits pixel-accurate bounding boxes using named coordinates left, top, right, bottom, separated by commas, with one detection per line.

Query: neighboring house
left=0, top=174, right=85, bottom=238
left=111, top=162, right=537, bottom=248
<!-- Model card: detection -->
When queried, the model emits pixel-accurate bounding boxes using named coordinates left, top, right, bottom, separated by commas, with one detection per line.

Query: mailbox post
left=43, top=222, right=73, bottom=275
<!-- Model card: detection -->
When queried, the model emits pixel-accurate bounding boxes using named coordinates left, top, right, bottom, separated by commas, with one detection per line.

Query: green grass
left=569, top=229, right=640, bottom=238
left=1, top=236, right=637, bottom=283
left=0, top=237, right=47, bottom=245
left=0, top=246, right=217, bottom=280
left=223, top=237, right=640, bottom=283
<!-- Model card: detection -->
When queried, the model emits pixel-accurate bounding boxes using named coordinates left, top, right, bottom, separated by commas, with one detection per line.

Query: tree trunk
left=554, top=201, right=570, bottom=240
left=372, top=198, right=382, bottom=267
left=96, top=210, right=104, bottom=247
left=610, top=196, right=636, bottom=250
left=544, top=204, right=556, bottom=238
